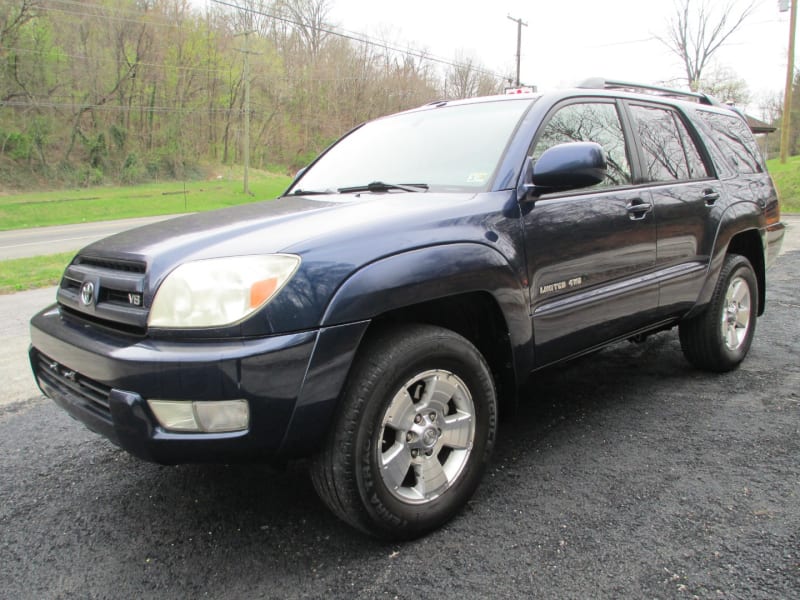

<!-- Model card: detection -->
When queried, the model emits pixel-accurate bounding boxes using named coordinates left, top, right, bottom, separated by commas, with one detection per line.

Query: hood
left=81, top=195, right=336, bottom=269
left=69, top=190, right=512, bottom=336
left=79, top=192, right=486, bottom=274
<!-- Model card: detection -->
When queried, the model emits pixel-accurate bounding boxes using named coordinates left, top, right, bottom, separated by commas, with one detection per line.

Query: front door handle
left=702, top=189, right=720, bottom=206
left=626, top=199, right=653, bottom=220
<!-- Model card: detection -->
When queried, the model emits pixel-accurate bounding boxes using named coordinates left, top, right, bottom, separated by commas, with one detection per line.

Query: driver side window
left=532, top=102, right=632, bottom=188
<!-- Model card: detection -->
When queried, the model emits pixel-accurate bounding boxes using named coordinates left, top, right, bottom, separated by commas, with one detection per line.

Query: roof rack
left=576, top=78, right=721, bottom=106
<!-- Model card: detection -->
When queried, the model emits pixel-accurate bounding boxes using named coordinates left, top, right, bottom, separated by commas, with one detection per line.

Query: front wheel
left=679, top=253, right=758, bottom=372
left=310, top=324, right=497, bottom=539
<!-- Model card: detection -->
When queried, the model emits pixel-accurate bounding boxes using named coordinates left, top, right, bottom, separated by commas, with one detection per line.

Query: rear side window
left=697, top=111, right=763, bottom=174
left=532, top=102, right=632, bottom=187
left=676, top=118, right=710, bottom=179
left=629, top=104, right=711, bottom=182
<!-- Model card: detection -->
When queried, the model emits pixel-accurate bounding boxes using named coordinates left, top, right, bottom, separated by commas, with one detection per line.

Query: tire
left=679, top=253, right=758, bottom=372
left=310, top=324, right=497, bottom=539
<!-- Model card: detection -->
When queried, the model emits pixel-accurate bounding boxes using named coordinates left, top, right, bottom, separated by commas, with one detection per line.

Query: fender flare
left=688, top=200, right=764, bottom=318
left=321, top=242, right=533, bottom=375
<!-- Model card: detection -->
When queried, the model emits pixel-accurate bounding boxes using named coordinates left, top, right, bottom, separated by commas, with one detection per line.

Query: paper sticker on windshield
left=466, top=172, right=489, bottom=184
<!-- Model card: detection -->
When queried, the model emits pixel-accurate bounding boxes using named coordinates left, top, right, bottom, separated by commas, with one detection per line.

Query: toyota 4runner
left=30, top=79, right=786, bottom=539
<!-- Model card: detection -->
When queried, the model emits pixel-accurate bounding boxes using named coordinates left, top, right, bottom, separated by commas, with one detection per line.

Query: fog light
left=147, top=400, right=197, bottom=431
left=194, top=400, right=249, bottom=432
left=148, top=400, right=249, bottom=433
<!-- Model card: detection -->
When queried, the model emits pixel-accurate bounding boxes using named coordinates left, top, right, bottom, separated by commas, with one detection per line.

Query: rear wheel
left=310, top=324, right=497, bottom=539
left=679, top=253, right=757, bottom=372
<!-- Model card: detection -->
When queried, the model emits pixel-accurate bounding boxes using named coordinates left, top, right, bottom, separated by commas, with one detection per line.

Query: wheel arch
left=726, top=229, right=765, bottom=316
left=321, top=243, right=532, bottom=403
left=364, top=291, right=518, bottom=411
left=688, top=202, right=765, bottom=319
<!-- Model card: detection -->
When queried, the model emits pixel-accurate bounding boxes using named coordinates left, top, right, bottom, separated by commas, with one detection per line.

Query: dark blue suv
left=30, top=81, right=786, bottom=539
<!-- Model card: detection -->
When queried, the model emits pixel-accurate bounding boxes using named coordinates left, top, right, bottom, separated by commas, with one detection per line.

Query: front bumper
left=30, top=304, right=368, bottom=463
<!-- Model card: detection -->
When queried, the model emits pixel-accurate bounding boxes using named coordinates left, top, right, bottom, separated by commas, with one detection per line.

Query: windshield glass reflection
left=289, top=99, right=535, bottom=194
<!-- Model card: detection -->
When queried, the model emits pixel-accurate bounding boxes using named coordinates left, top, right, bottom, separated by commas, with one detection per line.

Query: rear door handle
left=702, top=189, right=720, bottom=206
left=626, top=199, right=652, bottom=220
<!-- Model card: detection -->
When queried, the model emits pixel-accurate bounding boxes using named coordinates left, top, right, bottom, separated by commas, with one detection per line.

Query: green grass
left=766, top=155, right=800, bottom=214
left=0, top=167, right=291, bottom=294
left=0, top=252, right=75, bottom=294
left=0, top=167, right=292, bottom=230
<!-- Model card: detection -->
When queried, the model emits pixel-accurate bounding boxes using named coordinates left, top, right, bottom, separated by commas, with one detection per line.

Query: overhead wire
left=36, top=0, right=509, bottom=82
left=209, top=0, right=510, bottom=82
left=2, top=1, right=507, bottom=117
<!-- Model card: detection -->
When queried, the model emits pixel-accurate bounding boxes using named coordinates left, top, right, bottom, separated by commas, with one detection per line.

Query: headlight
left=148, top=254, right=300, bottom=328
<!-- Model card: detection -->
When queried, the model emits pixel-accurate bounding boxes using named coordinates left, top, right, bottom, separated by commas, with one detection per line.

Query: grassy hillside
left=767, top=156, right=800, bottom=214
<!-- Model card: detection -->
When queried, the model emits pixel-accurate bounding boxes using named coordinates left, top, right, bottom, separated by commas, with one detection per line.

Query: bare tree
left=445, top=53, right=502, bottom=100
left=0, top=0, right=38, bottom=51
left=657, top=0, right=757, bottom=91
left=276, top=0, right=331, bottom=60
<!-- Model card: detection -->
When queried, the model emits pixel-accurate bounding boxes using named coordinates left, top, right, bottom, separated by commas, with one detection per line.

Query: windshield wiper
left=338, top=181, right=429, bottom=194
left=290, top=188, right=334, bottom=196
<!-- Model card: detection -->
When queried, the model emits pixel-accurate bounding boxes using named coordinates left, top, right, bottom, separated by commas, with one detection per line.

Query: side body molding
left=321, top=243, right=533, bottom=380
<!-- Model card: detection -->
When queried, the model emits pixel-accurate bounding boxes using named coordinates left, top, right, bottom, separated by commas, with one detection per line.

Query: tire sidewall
left=352, top=331, right=496, bottom=537
left=713, top=258, right=758, bottom=365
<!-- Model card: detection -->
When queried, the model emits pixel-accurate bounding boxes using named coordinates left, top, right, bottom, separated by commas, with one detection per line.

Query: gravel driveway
left=1, top=243, right=798, bottom=598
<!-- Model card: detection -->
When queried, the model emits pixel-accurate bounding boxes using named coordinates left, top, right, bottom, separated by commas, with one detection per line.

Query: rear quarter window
left=629, top=104, right=711, bottom=182
left=696, top=111, right=763, bottom=175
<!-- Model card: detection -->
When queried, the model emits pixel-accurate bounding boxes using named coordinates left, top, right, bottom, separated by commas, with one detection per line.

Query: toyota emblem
left=80, top=281, right=95, bottom=306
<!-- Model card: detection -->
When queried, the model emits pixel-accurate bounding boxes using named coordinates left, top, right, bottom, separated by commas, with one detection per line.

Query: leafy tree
left=0, top=0, right=509, bottom=189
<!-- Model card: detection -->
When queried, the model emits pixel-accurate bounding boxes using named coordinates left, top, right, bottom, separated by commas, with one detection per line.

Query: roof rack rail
left=577, top=78, right=721, bottom=106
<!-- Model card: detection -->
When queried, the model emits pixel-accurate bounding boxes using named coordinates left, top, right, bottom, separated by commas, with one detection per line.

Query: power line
left=0, top=45, right=444, bottom=84
left=0, top=99, right=236, bottom=113
left=13, top=0, right=511, bottom=85
left=40, top=0, right=510, bottom=82
left=210, top=0, right=511, bottom=82
left=0, top=46, right=240, bottom=77
left=41, top=0, right=239, bottom=31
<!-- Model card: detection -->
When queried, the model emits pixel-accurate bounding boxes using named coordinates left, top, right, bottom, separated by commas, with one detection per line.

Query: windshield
left=288, top=99, right=534, bottom=194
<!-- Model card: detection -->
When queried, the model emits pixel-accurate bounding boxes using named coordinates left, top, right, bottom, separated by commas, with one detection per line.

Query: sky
left=197, top=0, right=798, bottom=115
left=326, top=0, right=796, bottom=115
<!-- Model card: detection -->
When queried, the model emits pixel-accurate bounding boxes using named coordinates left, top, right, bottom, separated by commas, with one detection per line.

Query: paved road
left=2, top=249, right=798, bottom=599
left=0, top=214, right=187, bottom=260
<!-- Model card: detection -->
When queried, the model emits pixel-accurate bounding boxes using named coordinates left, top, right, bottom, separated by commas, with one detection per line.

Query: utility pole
left=235, top=31, right=258, bottom=195
left=507, top=15, right=528, bottom=87
left=779, top=0, right=797, bottom=164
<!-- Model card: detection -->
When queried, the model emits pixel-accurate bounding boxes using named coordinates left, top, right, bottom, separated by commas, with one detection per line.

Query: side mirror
left=520, top=142, right=607, bottom=199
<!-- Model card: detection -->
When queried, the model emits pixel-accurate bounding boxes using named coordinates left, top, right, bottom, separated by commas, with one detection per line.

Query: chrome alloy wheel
left=377, top=369, right=475, bottom=504
left=721, top=275, right=752, bottom=351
